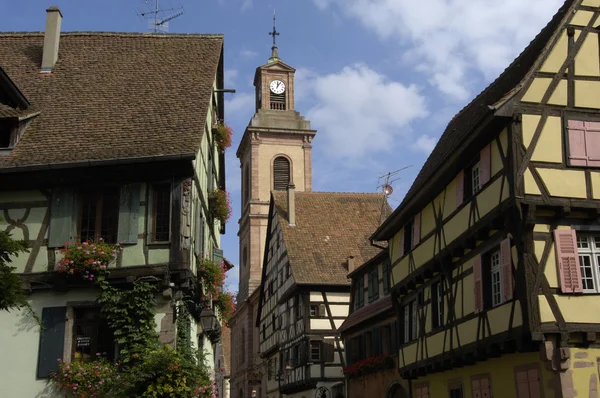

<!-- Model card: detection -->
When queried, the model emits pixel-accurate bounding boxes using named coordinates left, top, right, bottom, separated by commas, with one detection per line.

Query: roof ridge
left=0, top=32, right=224, bottom=38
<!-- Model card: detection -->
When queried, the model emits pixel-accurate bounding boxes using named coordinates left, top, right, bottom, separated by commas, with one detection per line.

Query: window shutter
left=500, top=238, right=513, bottom=302
left=194, top=202, right=202, bottom=257
left=299, top=341, right=308, bottom=364
left=473, top=254, right=483, bottom=313
left=48, top=188, right=76, bottom=248
left=318, top=304, right=326, bottom=317
left=213, top=247, right=224, bottom=265
left=117, top=184, right=141, bottom=245
left=413, top=213, right=421, bottom=247
left=480, top=144, right=491, bottom=185
left=372, top=328, right=382, bottom=356
left=554, top=229, right=583, bottom=293
left=323, top=341, right=335, bottom=362
left=481, top=377, right=492, bottom=398
left=398, top=228, right=405, bottom=258
left=567, top=120, right=588, bottom=166
left=472, top=379, right=482, bottom=398
left=456, top=171, right=464, bottom=208
left=527, top=368, right=542, bottom=398
left=37, top=307, right=67, bottom=378
left=273, top=157, right=290, bottom=190
left=585, top=121, right=600, bottom=166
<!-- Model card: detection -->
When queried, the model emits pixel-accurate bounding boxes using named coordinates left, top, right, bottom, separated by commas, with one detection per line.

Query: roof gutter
left=371, top=111, right=498, bottom=241
left=0, top=153, right=196, bottom=174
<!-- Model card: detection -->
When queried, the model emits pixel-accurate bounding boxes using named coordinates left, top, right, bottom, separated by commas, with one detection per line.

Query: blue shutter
left=194, top=201, right=204, bottom=257
left=48, top=188, right=76, bottom=248
left=37, top=307, right=67, bottom=378
left=373, top=328, right=382, bottom=356
left=117, top=184, right=141, bottom=244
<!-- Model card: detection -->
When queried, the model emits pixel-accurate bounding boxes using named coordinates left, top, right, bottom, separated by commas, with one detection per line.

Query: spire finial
left=268, top=10, right=280, bottom=62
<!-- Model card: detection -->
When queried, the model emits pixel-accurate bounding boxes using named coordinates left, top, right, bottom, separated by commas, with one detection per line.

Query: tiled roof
left=272, top=191, right=387, bottom=285
left=373, top=0, right=575, bottom=240
left=221, top=325, right=231, bottom=376
left=0, top=32, right=223, bottom=169
left=339, top=295, right=393, bottom=334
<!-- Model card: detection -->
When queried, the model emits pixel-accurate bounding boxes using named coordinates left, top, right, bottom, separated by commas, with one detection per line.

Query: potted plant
left=213, top=120, right=233, bottom=153
left=208, top=189, right=232, bottom=225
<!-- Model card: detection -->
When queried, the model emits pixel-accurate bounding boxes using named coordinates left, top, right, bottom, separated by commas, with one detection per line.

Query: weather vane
left=269, top=11, right=280, bottom=48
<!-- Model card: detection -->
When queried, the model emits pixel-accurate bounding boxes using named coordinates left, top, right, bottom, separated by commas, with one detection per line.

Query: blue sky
left=0, top=0, right=564, bottom=292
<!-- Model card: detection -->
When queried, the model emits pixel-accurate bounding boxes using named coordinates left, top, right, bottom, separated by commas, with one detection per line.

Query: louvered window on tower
left=270, top=92, right=286, bottom=110
left=273, top=157, right=290, bottom=190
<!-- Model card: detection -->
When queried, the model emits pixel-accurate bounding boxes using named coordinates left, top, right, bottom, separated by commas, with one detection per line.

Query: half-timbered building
left=257, top=188, right=385, bottom=398
left=0, top=7, right=228, bottom=397
left=339, top=251, right=408, bottom=398
left=371, top=1, right=600, bottom=397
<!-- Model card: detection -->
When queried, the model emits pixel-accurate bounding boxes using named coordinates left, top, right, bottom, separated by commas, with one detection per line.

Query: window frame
left=78, top=187, right=120, bottom=244
left=463, top=154, right=481, bottom=201
left=368, top=267, right=379, bottom=303
left=354, top=275, right=365, bottom=310
left=448, top=380, right=464, bottom=398
left=564, top=117, right=600, bottom=167
left=432, top=280, right=445, bottom=329
left=150, top=182, right=172, bottom=243
left=310, top=341, right=321, bottom=362
left=382, top=259, right=391, bottom=295
left=490, top=249, right=503, bottom=307
left=310, top=304, right=319, bottom=317
left=576, top=234, right=600, bottom=293
left=402, top=297, right=418, bottom=344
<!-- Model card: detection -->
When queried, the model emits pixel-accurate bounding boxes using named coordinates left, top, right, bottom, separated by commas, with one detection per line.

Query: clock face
left=270, top=80, right=286, bottom=94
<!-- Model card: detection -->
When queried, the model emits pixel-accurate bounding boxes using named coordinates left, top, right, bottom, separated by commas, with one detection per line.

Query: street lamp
left=200, top=307, right=218, bottom=332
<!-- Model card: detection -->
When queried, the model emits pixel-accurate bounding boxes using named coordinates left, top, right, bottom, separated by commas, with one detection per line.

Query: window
left=432, top=280, right=445, bottom=329
left=310, top=304, right=319, bottom=317
left=243, top=164, right=250, bottom=204
left=490, top=250, right=503, bottom=307
left=79, top=187, right=120, bottom=244
left=515, top=365, right=542, bottom=398
left=354, top=276, right=365, bottom=310
left=381, top=325, right=391, bottom=355
left=268, top=280, right=275, bottom=296
left=566, top=119, right=600, bottom=167
left=576, top=235, right=600, bottom=292
left=0, top=120, right=13, bottom=148
left=382, top=259, right=391, bottom=295
left=151, top=183, right=171, bottom=242
left=471, top=162, right=481, bottom=194
left=368, top=267, right=379, bottom=302
left=404, top=219, right=414, bottom=253
left=285, top=262, right=290, bottom=278
left=464, top=155, right=481, bottom=201
left=403, top=298, right=418, bottom=343
left=448, top=383, right=464, bottom=398
left=72, top=307, right=115, bottom=361
left=241, top=328, right=245, bottom=363
left=471, top=374, right=492, bottom=398
left=273, top=156, right=290, bottom=190
left=310, top=341, right=321, bottom=362
left=415, top=383, right=430, bottom=398
left=242, top=245, right=248, bottom=268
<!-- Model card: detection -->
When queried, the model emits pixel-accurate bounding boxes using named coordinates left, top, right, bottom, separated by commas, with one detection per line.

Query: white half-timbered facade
left=257, top=188, right=386, bottom=398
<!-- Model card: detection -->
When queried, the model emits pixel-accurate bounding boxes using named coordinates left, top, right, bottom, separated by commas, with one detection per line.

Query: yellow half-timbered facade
left=372, top=1, right=600, bottom=397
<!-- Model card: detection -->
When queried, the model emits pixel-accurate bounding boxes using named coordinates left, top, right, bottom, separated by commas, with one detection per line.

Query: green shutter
left=194, top=201, right=204, bottom=257
left=37, top=307, right=67, bottom=378
left=324, top=341, right=335, bottom=362
left=373, top=328, right=382, bottom=356
left=117, top=184, right=141, bottom=244
left=213, top=247, right=224, bottom=264
left=48, top=188, right=76, bottom=248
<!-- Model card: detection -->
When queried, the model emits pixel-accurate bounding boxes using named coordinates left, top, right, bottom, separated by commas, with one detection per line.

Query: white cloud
left=225, top=92, right=255, bottom=115
left=240, top=49, right=259, bottom=58
left=412, top=135, right=437, bottom=155
left=224, top=69, right=238, bottom=86
left=314, top=0, right=564, bottom=101
left=241, top=0, right=252, bottom=11
left=296, top=64, right=428, bottom=161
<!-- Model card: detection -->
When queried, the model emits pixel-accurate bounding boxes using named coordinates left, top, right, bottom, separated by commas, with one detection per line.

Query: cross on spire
left=268, top=11, right=281, bottom=62
left=269, top=12, right=279, bottom=48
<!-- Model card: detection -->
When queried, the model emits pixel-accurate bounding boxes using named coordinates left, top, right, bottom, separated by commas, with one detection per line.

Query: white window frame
left=403, top=302, right=410, bottom=344
left=472, top=162, right=481, bottom=195
left=411, top=300, right=418, bottom=339
left=491, top=250, right=503, bottom=307
left=403, top=298, right=419, bottom=343
left=576, top=235, right=600, bottom=293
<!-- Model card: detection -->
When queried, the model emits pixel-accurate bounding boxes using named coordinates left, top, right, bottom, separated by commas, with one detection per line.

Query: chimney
left=41, top=6, right=63, bottom=73
left=347, top=256, right=356, bottom=274
left=287, top=183, right=296, bottom=227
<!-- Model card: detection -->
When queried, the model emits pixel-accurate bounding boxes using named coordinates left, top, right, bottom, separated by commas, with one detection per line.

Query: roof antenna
left=136, top=0, right=184, bottom=33
left=376, top=166, right=413, bottom=225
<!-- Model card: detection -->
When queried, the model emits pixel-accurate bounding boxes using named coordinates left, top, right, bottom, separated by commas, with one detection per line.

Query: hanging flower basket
left=56, top=240, right=122, bottom=282
left=198, top=257, right=226, bottom=297
left=215, top=290, right=236, bottom=324
left=342, top=354, right=395, bottom=379
left=208, top=189, right=232, bottom=225
left=213, top=120, right=233, bottom=153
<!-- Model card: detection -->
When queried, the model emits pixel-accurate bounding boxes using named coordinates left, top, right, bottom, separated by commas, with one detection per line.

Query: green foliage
left=214, top=290, right=235, bottom=324
left=199, top=258, right=226, bottom=297
left=96, top=279, right=159, bottom=363
left=207, top=189, right=232, bottom=225
left=176, top=304, right=194, bottom=362
left=114, top=345, right=214, bottom=398
left=57, top=240, right=122, bottom=280
left=53, top=356, right=120, bottom=397
left=0, top=217, right=31, bottom=313
left=214, top=120, right=233, bottom=153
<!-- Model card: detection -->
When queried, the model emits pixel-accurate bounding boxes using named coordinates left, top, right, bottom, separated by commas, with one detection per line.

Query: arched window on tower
left=273, top=156, right=290, bottom=190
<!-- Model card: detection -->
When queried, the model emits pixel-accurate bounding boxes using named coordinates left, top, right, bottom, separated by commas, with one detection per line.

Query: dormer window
left=0, top=119, right=16, bottom=149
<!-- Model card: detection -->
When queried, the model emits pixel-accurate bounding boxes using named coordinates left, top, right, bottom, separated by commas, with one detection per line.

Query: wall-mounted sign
left=315, top=386, right=330, bottom=398
left=76, top=336, right=91, bottom=347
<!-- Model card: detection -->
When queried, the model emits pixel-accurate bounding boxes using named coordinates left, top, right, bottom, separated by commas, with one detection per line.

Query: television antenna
left=376, top=165, right=413, bottom=225
left=136, top=0, right=184, bottom=33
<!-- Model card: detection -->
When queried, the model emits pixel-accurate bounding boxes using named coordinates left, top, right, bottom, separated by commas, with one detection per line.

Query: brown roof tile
left=0, top=32, right=223, bottom=169
left=373, top=0, right=575, bottom=239
left=272, top=191, right=387, bottom=285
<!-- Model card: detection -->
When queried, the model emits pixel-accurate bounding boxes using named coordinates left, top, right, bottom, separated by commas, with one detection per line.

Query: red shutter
left=516, top=370, right=530, bottom=398
left=472, top=379, right=482, bottom=398
left=413, top=213, right=421, bottom=247
left=481, top=377, right=491, bottom=398
left=585, top=121, right=600, bottom=167
left=480, top=144, right=491, bottom=185
left=568, top=120, right=588, bottom=166
left=398, top=228, right=405, bottom=258
left=473, top=254, right=483, bottom=313
left=500, top=238, right=513, bottom=302
left=456, top=170, right=464, bottom=208
left=554, top=229, right=583, bottom=293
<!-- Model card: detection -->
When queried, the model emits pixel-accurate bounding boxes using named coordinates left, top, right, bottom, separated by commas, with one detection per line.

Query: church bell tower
left=235, top=20, right=317, bottom=302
